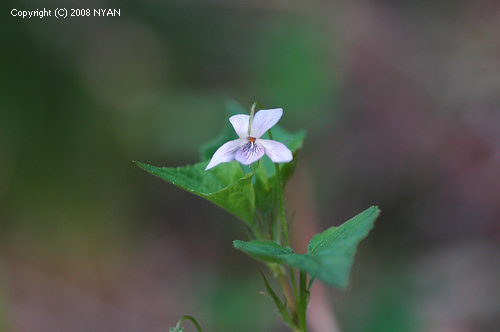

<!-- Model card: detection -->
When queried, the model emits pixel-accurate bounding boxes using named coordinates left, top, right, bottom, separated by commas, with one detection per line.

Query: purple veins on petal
left=205, top=107, right=293, bottom=170
left=235, top=141, right=265, bottom=165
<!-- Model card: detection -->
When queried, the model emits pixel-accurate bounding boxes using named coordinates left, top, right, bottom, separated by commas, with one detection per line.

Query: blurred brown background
left=1, top=0, right=499, bottom=331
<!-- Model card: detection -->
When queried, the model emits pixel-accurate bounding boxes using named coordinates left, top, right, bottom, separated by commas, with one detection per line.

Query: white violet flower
left=205, top=108, right=293, bottom=170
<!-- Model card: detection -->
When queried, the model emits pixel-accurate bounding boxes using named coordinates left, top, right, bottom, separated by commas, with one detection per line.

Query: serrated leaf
left=234, top=206, right=380, bottom=288
left=308, top=206, right=380, bottom=255
left=303, top=206, right=380, bottom=287
left=135, top=160, right=256, bottom=229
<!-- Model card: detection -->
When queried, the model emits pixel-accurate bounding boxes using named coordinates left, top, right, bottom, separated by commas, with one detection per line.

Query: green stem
left=277, top=271, right=297, bottom=318
left=298, top=272, right=308, bottom=332
left=289, top=267, right=299, bottom=305
left=276, top=163, right=290, bottom=246
left=268, top=126, right=300, bottom=331
left=268, top=129, right=290, bottom=247
left=248, top=163, right=266, bottom=241
left=175, top=315, right=203, bottom=332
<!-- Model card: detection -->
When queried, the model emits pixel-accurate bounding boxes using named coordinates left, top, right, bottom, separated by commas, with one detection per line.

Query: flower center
left=249, top=137, right=256, bottom=143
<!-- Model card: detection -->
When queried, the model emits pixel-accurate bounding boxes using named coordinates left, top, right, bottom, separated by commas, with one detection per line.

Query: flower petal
left=205, top=139, right=244, bottom=170
left=250, top=108, right=283, bottom=138
left=229, top=114, right=250, bottom=138
left=258, top=139, right=293, bottom=163
left=235, top=141, right=265, bottom=165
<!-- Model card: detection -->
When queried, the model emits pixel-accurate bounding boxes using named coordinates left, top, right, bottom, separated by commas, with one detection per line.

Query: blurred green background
left=2, top=1, right=499, bottom=331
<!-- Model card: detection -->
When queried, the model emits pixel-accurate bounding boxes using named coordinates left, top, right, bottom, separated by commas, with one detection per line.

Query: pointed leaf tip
left=136, top=161, right=257, bottom=229
left=233, top=206, right=380, bottom=288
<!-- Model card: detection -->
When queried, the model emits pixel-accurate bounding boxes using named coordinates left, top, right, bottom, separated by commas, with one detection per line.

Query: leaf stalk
left=175, top=315, right=203, bottom=332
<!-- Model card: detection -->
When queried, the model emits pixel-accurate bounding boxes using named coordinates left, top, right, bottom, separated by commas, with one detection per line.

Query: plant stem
left=277, top=271, right=297, bottom=318
left=267, top=127, right=301, bottom=331
left=175, top=315, right=203, bottom=332
left=298, top=272, right=308, bottom=332
left=268, top=129, right=290, bottom=247
left=289, top=267, right=299, bottom=305
left=276, top=163, right=290, bottom=246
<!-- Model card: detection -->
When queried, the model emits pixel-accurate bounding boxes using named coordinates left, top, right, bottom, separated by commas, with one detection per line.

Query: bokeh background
left=2, top=0, right=500, bottom=331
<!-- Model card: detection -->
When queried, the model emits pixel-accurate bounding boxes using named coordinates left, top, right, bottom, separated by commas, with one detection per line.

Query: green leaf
left=135, top=160, right=256, bottom=229
left=303, top=206, right=380, bottom=287
left=234, top=206, right=380, bottom=288
left=233, top=240, right=295, bottom=264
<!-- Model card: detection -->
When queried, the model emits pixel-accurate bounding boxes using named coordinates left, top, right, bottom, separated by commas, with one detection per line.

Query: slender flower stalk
left=171, top=315, right=203, bottom=332
left=248, top=102, right=256, bottom=136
